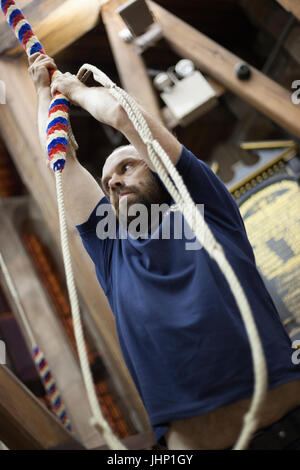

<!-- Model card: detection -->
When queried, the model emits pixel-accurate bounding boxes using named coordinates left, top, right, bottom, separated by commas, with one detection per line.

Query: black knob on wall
left=235, top=62, right=251, bottom=80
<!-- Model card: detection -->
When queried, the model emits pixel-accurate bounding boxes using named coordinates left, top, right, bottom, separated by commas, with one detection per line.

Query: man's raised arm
left=28, top=53, right=105, bottom=226
left=50, top=70, right=182, bottom=172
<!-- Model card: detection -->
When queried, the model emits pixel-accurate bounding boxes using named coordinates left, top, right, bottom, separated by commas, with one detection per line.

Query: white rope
left=55, top=170, right=126, bottom=450
left=76, top=64, right=268, bottom=450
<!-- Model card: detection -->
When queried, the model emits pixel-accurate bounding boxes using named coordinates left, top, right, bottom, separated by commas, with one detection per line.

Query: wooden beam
left=1, top=0, right=102, bottom=57
left=0, top=0, right=62, bottom=28
left=0, top=365, right=85, bottom=449
left=275, top=0, right=300, bottom=22
left=0, top=197, right=105, bottom=449
left=150, top=1, right=300, bottom=138
left=241, top=1, right=300, bottom=65
left=101, top=0, right=163, bottom=122
left=0, top=56, right=151, bottom=436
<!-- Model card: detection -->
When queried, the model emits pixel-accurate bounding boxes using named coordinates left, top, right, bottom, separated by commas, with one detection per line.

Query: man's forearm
left=73, top=86, right=182, bottom=170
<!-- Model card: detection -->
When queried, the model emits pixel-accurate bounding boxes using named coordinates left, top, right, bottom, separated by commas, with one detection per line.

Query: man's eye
left=123, top=163, right=132, bottom=172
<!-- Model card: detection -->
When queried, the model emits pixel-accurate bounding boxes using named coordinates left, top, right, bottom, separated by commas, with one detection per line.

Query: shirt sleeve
left=75, top=196, right=116, bottom=294
left=171, top=145, right=247, bottom=232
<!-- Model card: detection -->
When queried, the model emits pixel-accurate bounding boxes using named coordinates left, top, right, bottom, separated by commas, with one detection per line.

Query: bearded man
left=29, top=52, right=300, bottom=450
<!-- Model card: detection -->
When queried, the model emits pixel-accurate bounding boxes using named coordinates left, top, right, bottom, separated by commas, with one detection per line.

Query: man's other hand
left=51, top=72, right=125, bottom=130
left=50, top=72, right=85, bottom=106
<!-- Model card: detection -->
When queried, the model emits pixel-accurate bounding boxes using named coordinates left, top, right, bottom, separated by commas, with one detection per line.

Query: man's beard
left=113, top=173, right=171, bottom=232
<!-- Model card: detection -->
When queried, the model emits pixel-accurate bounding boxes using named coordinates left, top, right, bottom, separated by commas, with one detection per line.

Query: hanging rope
left=0, top=0, right=125, bottom=451
left=0, top=252, right=72, bottom=431
left=55, top=171, right=125, bottom=449
left=1, top=0, right=269, bottom=451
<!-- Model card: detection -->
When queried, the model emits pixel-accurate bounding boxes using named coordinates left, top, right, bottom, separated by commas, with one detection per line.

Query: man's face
left=101, top=145, right=170, bottom=225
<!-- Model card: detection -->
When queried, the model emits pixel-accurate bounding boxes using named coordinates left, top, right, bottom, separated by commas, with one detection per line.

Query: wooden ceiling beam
left=150, top=1, right=300, bottom=138
left=274, top=0, right=300, bottom=22
left=101, top=0, right=163, bottom=122
left=0, top=0, right=103, bottom=57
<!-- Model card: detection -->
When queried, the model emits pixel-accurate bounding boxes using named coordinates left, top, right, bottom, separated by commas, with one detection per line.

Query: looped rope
left=77, top=64, right=116, bottom=89
left=81, top=63, right=268, bottom=451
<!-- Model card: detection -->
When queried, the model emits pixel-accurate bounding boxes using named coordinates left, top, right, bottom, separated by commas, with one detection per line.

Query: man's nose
left=109, top=174, right=124, bottom=191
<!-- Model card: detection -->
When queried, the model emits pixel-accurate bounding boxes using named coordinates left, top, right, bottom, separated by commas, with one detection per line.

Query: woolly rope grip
left=1, top=0, right=70, bottom=172
left=33, top=346, right=72, bottom=432
left=46, top=88, right=70, bottom=172
left=0, top=253, right=73, bottom=433
left=1, top=0, right=44, bottom=55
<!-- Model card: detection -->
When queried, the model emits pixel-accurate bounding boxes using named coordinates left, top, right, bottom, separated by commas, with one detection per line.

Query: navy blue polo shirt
left=76, top=145, right=300, bottom=446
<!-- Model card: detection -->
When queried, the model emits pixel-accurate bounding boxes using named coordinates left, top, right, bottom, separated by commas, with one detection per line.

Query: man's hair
left=109, top=144, right=136, bottom=157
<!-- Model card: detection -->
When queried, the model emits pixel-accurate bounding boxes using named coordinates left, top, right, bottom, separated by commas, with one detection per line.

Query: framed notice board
left=228, top=142, right=300, bottom=341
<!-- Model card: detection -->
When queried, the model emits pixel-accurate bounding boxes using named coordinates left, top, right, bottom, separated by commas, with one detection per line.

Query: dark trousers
left=229, top=406, right=300, bottom=450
